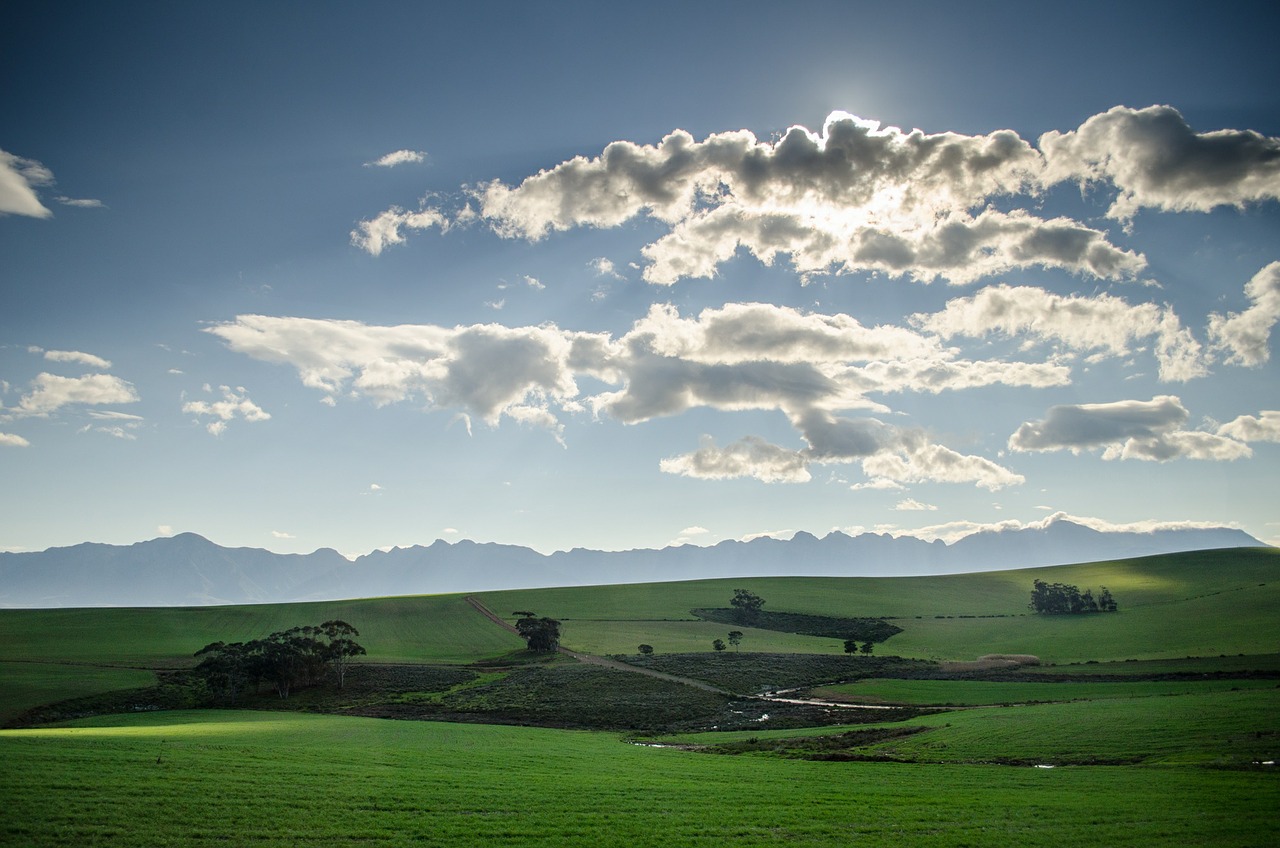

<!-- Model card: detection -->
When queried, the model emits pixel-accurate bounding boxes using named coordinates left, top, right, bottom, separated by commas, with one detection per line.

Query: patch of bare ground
left=941, top=654, right=1041, bottom=672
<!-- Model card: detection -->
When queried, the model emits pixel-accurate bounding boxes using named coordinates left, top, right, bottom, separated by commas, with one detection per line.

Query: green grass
left=810, top=676, right=1280, bottom=706
left=2, top=710, right=1276, bottom=847
left=655, top=687, right=1280, bottom=767
left=2, top=549, right=1275, bottom=669
left=0, top=594, right=522, bottom=668
left=0, top=662, right=157, bottom=724
left=479, top=549, right=1280, bottom=662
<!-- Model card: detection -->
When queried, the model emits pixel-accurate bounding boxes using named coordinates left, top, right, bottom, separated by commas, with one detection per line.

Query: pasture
left=1, top=710, right=1276, bottom=847
left=1, top=548, right=1277, bottom=845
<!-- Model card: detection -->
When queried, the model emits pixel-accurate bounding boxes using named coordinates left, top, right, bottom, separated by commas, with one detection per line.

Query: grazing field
left=809, top=675, right=1279, bottom=706
left=1, top=548, right=1278, bottom=845
left=0, top=662, right=157, bottom=724
left=2, top=710, right=1276, bottom=848
left=0, top=594, right=522, bottom=668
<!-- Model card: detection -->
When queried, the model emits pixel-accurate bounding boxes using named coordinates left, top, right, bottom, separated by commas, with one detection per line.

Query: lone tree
left=727, top=631, right=743, bottom=652
left=515, top=615, right=561, bottom=652
left=320, top=619, right=366, bottom=689
left=730, top=589, right=765, bottom=623
left=712, top=638, right=727, bottom=652
left=860, top=641, right=874, bottom=655
left=638, top=644, right=654, bottom=656
left=843, top=639, right=858, bottom=655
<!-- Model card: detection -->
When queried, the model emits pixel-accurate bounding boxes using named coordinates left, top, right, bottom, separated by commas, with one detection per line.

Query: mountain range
left=0, top=515, right=1265, bottom=608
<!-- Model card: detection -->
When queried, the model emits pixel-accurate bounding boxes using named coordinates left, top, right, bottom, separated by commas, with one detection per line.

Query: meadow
left=2, top=710, right=1276, bottom=848
left=1, top=548, right=1277, bottom=846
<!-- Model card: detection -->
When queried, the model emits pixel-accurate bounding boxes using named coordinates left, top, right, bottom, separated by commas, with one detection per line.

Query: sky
left=2, top=1, right=1278, bottom=558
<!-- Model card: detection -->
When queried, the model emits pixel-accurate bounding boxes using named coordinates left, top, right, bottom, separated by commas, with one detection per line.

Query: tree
left=712, top=638, right=727, bottom=652
left=1030, top=579, right=1117, bottom=614
left=843, top=639, right=858, bottom=655
left=320, top=619, right=366, bottom=689
left=727, top=631, right=743, bottom=652
left=860, top=641, right=874, bottom=655
left=638, top=644, right=654, bottom=656
left=730, top=589, right=765, bottom=623
left=516, top=615, right=561, bottom=652
left=193, top=640, right=254, bottom=703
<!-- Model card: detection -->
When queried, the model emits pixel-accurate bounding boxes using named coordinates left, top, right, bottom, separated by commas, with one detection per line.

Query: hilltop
left=0, top=515, right=1262, bottom=607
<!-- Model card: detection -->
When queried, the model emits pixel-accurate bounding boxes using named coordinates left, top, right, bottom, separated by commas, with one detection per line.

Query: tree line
left=1029, top=580, right=1118, bottom=614
left=194, top=620, right=366, bottom=702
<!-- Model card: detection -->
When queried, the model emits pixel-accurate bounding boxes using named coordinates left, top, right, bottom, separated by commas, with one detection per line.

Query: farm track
left=464, top=596, right=921, bottom=710
left=465, top=596, right=734, bottom=694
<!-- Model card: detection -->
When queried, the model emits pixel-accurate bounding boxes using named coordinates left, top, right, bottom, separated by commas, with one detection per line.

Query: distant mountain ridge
left=0, top=518, right=1264, bottom=608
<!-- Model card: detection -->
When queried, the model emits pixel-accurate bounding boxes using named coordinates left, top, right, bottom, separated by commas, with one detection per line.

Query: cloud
left=1217, top=410, right=1280, bottom=443
left=182, top=385, right=271, bottom=436
left=1009, top=395, right=1251, bottom=461
left=271, top=530, right=296, bottom=539
left=850, top=477, right=904, bottom=491
left=366, top=149, right=428, bottom=168
left=897, top=510, right=1243, bottom=544
left=590, top=257, right=624, bottom=279
left=0, top=149, right=54, bottom=218
left=16, top=373, right=139, bottom=415
left=209, top=302, right=1048, bottom=487
left=894, top=498, right=937, bottom=511
left=56, top=196, right=105, bottom=209
left=660, top=435, right=812, bottom=483
left=43, top=349, right=113, bottom=369
left=351, top=207, right=448, bottom=255
left=452, top=112, right=1153, bottom=286
left=914, top=283, right=1207, bottom=381
left=1040, top=105, right=1280, bottom=219
left=1207, top=261, right=1280, bottom=367
left=0, top=432, right=31, bottom=447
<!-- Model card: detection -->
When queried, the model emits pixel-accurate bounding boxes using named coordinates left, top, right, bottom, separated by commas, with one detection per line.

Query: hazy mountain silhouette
left=0, top=518, right=1263, bottom=607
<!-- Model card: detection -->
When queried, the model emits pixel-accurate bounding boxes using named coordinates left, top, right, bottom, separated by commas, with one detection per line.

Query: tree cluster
left=1029, top=580, right=1117, bottom=614
left=515, top=614, right=561, bottom=652
left=193, top=620, right=366, bottom=702
left=729, top=589, right=765, bottom=623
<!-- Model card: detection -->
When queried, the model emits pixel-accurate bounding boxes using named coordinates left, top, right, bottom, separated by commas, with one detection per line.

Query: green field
left=1, top=548, right=1277, bottom=845
left=2, top=710, right=1276, bottom=848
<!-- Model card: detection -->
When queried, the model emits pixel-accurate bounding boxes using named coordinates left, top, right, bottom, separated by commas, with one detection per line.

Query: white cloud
left=43, top=349, right=113, bottom=369
left=1040, top=105, right=1280, bottom=219
left=590, top=257, right=624, bottom=279
left=1009, top=395, right=1251, bottom=461
left=271, top=530, right=296, bottom=539
left=366, top=149, right=428, bottom=168
left=0, top=432, right=31, bottom=447
left=0, top=149, right=53, bottom=218
left=157, top=525, right=173, bottom=537
left=1207, top=261, right=1280, bottom=367
left=209, top=302, right=1048, bottom=488
left=351, top=206, right=448, bottom=255
left=850, top=477, right=904, bottom=491
left=523, top=275, right=546, bottom=291
left=894, top=498, right=937, bottom=511
left=16, top=373, right=140, bottom=415
left=914, top=283, right=1208, bottom=381
left=894, top=511, right=1241, bottom=544
left=56, top=196, right=105, bottom=209
left=660, top=435, right=812, bottom=483
left=451, top=112, right=1149, bottom=286
left=1217, top=410, right=1280, bottom=443
left=182, top=385, right=271, bottom=436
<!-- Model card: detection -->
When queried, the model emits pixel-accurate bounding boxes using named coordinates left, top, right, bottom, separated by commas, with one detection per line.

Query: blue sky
left=2, top=1, right=1278, bottom=557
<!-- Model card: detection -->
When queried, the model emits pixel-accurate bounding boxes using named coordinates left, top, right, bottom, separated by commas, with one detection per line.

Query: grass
left=0, top=661, right=157, bottom=724
left=2, top=710, right=1277, bottom=847
left=654, top=687, right=1280, bottom=767
left=809, top=676, right=1280, bottom=706
left=0, top=594, right=522, bottom=667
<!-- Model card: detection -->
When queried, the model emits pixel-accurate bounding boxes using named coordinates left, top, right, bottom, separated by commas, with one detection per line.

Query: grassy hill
left=1, top=547, right=1277, bottom=846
